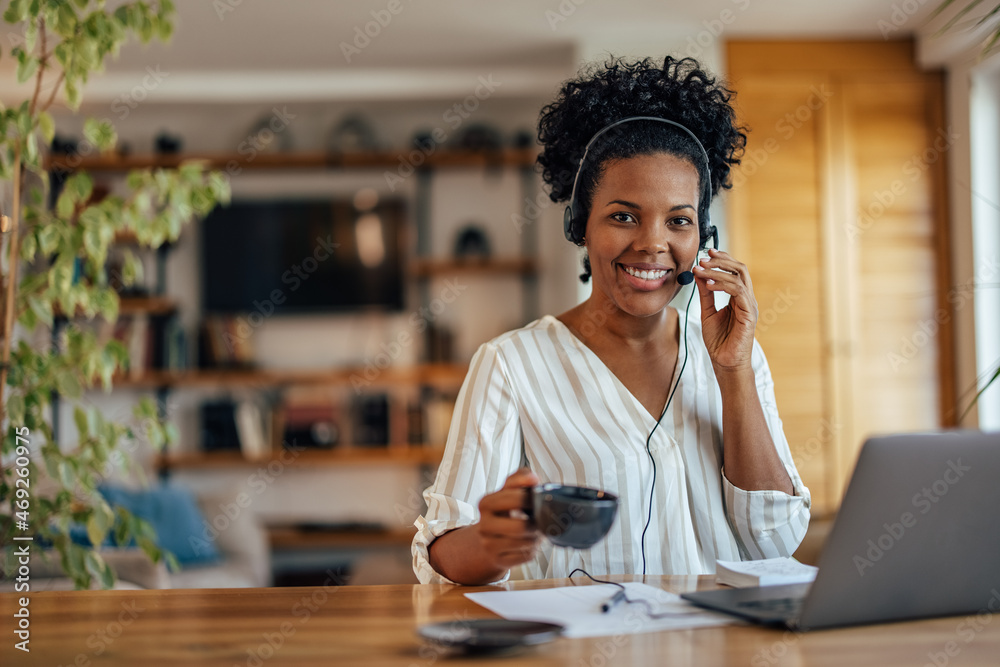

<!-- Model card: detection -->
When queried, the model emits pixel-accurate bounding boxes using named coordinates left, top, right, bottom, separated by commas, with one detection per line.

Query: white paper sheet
left=465, top=582, right=736, bottom=638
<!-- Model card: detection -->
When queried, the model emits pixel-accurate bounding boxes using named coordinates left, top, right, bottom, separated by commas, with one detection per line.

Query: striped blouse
left=412, top=312, right=811, bottom=584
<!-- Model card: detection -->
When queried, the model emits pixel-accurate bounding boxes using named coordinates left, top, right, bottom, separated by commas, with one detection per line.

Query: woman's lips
left=618, top=263, right=672, bottom=290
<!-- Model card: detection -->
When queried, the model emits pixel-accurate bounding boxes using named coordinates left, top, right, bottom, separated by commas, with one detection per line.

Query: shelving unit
left=158, top=446, right=445, bottom=469
left=52, top=146, right=540, bottom=568
left=117, top=296, right=178, bottom=316
left=45, top=147, right=538, bottom=172
left=112, top=363, right=468, bottom=390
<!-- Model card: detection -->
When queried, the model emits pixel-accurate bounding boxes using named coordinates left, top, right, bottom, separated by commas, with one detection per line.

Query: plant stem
left=0, top=147, right=23, bottom=426
left=41, top=71, right=65, bottom=112
left=28, top=19, right=46, bottom=116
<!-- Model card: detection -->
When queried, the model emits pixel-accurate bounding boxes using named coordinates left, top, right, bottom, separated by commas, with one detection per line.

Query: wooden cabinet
left=726, top=41, right=953, bottom=514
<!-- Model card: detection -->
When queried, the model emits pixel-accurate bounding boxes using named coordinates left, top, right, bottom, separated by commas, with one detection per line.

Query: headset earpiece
left=563, top=204, right=582, bottom=244
left=701, top=224, right=719, bottom=252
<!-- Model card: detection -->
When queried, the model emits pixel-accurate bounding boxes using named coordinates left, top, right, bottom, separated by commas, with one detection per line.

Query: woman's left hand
left=694, top=248, right=758, bottom=372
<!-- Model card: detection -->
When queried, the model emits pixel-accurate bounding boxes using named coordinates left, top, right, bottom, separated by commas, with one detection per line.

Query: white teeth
left=623, top=265, right=667, bottom=280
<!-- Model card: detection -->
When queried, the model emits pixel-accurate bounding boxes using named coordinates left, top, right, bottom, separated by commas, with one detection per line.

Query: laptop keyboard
left=736, top=596, right=804, bottom=618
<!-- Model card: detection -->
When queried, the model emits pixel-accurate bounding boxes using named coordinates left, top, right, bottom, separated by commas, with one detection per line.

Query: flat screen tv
left=200, top=197, right=407, bottom=314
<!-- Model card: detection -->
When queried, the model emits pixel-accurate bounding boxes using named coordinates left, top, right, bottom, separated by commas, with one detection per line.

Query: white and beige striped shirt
left=412, top=312, right=811, bottom=584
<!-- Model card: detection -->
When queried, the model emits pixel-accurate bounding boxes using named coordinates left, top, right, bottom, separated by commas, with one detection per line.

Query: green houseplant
left=931, top=1, right=1000, bottom=57
left=1, top=0, right=229, bottom=588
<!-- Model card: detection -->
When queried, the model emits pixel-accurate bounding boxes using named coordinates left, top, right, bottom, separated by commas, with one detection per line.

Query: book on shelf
left=423, top=393, right=456, bottom=447
left=199, top=316, right=255, bottom=369
left=102, top=312, right=186, bottom=378
left=235, top=398, right=271, bottom=460
left=109, top=313, right=149, bottom=379
left=714, top=557, right=818, bottom=588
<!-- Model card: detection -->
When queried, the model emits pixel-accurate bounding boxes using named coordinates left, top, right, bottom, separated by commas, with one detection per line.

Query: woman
left=412, top=56, right=810, bottom=585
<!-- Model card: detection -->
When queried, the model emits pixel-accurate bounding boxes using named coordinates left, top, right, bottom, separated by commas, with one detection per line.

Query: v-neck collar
left=545, top=312, right=686, bottom=426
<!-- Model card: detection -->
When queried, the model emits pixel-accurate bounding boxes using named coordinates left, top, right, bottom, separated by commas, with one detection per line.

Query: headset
left=561, top=116, right=720, bottom=574
left=562, top=115, right=718, bottom=253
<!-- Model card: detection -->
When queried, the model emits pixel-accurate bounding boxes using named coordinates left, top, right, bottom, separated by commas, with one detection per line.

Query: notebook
left=682, top=430, right=1000, bottom=630
left=714, top=557, right=817, bottom=588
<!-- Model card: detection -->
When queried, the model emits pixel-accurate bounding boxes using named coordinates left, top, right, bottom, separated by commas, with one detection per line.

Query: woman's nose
left=632, top=221, right=668, bottom=253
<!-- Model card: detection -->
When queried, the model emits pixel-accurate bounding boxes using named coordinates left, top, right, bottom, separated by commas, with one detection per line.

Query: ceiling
left=121, top=0, right=944, bottom=72
left=0, top=0, right=973, bottom=104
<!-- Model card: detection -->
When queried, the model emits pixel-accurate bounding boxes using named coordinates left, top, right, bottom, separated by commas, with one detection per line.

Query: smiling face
left=583, top=152, right=703, bottom=319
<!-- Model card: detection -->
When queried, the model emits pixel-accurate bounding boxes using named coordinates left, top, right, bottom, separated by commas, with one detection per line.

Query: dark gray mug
left=523, top=483, right=618, bottom=549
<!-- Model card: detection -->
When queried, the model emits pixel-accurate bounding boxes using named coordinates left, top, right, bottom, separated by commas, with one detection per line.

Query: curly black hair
left=537, top=56, right=747, bottom=282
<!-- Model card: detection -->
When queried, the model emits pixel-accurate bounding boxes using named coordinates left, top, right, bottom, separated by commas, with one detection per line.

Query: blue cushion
left=94, top=484, right=221, bottom=567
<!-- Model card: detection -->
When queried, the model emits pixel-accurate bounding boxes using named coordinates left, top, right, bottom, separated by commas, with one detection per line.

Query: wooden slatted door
left=725, top=41, right=952, bottom=514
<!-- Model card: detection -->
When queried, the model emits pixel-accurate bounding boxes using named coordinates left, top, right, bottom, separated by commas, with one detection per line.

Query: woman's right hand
left=473, top=467, right=541, bottom=571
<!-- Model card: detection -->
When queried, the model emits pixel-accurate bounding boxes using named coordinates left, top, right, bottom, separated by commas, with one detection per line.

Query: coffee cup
left=522, top=483, right=618, bottom=549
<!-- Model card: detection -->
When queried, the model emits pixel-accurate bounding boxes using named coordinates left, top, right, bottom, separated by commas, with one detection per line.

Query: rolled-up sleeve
left=722, top=340, right=812, bottom=560
left=412, top=341, right=523, bottom=584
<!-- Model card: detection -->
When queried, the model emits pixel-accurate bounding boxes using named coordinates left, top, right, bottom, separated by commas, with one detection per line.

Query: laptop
left=681, top=430, right=1000, bottom=630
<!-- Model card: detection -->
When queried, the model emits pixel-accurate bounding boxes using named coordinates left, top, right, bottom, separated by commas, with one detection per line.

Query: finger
left=695, top=265, right=744, bottom=293
left=700, top=249, right=752, bottom=286
left=696, top=270, right=757, bottom=317
left=479, top=487, right=534, bottom=514
left=502, top=467, right=540, bottom=489
left=696, top=269, right=717, bottom=317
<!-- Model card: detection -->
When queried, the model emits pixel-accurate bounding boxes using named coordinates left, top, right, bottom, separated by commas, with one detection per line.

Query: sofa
left=1, top=487, right=271, bottom=591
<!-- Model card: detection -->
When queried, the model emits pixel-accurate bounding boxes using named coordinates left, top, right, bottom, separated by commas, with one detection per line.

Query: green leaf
left=69, top=171, right=94, bottom=205
left=156, top=15, right=173, bottom=41
left=57, top=460, right=76, bottom=489
left=935, top=0, right=989, bottom=36
left=16, top=100, right=31, bottom=135
left=3, top=0, right=30, bottom=23
left=24, top=17, right=37, bottom=52
left=84, top=550, right=115, bottom=589
left=16, top=52, right=38, bottom=83
left=74, top=406, right=90, bottom=439
left=83, top=117, right=117, bottom=152
left=26, top=295, right=53, bottom=327
left=83, top=219, right=103, bottom=257
left=24, top=131, right=38, bottom=164
left=38, top=110, right=55, bottom=143
left=134, top=396, right=157, bottom=420
left=65, top=79, right=80, bottom=109
left=7, top=393, right=25, bottom=425
left=56, top=189, right=75, bottom=219
left=94, top=288, right=119, bottom=321
left=147, top=422, right=165, bottom=449
left=38, top=222, right=61, bottom=254
left=56, top=368, right=83, bottom=399
left=86, top=512, right=107, bottom=548
left=19, top=230, right=37, bottom=261
left=51, top=259, right=75, bottom=294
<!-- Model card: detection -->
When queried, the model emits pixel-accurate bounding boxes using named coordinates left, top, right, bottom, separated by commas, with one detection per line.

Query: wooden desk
left=3, top=576, right=998, bottom=666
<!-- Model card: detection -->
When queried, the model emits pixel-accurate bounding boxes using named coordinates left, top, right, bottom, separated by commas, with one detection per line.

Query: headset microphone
left=676, top=271, right=694, bottom=286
